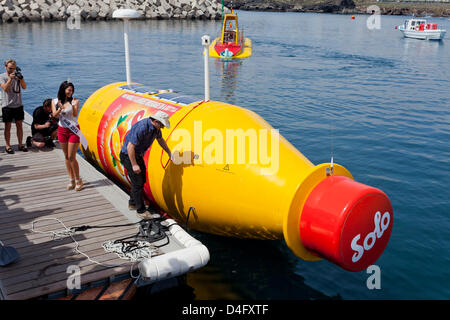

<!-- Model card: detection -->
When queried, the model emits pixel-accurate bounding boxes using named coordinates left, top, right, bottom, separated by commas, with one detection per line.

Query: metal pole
left=123, top=18, right=131, bottom=86
left=204, top=45, right=210, bottom=102
left=113, top=8, right=140, bottom=85
left=202, top=35, right=211, bottom=102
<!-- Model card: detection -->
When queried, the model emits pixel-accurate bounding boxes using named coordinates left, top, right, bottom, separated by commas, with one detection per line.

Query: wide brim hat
left=150, top=110, right=171, bottom=129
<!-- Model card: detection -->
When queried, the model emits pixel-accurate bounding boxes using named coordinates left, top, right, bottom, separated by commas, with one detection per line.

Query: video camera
left=14, top=66, right=23, bottom=80
left=47, top=117, right=58, bottom=132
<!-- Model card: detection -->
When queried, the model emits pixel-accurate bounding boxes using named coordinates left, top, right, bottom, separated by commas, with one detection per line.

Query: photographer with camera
left=26, top=99, right=58, bottom=149
left=1, top=59, right=27, bottom=154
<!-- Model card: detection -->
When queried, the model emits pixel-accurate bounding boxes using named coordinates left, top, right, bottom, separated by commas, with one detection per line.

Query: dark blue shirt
left=120, top=118, right=162, bottom=156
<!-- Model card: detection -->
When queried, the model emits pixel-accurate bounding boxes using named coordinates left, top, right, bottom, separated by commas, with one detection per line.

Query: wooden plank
left=0, top=281, right=6, bottom=300
left=98, top=279, right=136, bottom=300
left=1, top=200, right=123, bottom=224
left=5, top=251, right=133, bottom=294
left=0, top=195, right=108, bottom=212
left=0, top=154, right=61, bottom=163
left=120, top=280, right=137, bottom=300
left=0, top=158, right=67, bottom=168
left=0, top=121, right=146, bottom=300
left=0, top=196, right=114, bottom=222
left=6, top=250, right=137, bottom=294
left=0, top=202, right=115, bottom=227
left=0, top=227, right=142, bottom=280
left=0, top=178, right=77, bottom=194
left=0, top=168, right=67, bottom=179
left=2, top=224, right=138, bottom=262
left=0, top=172, right=68, bottom=184
left=0, top=207, right=120, bottom=235
left=3, top=220, right=136, bottom=253
left=0, top=179, right=68, bottom=195
left=0, top=192, right=104, bottom=211
left=2, top=247, right=118, bottom=288
left=0, top=175, right=68, bottom=189
left=7, top=268, right=134, bottom=300
left=74, top=285, right=106, bottom=300
left=0, top=198, right=105, bottom=215
left=3, top=221, right=137, bottom=255
left=0, top=205, right=117, bottom=233
left=0, top=202, right=116, bottom=227
left=1, top=177, right=115, bottom=195
left=0, top=167, right=67, bottom=178
left=3, top=215, right=132, bottom=245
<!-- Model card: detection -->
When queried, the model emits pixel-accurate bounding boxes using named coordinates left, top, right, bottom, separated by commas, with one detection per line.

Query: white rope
left=31, top=218, right=135, bottom=268
left=102, top=240, right=157, bottom=262
left=30, top=217, right=177, bottom=284
left=31, top=218, right=76, bottom=240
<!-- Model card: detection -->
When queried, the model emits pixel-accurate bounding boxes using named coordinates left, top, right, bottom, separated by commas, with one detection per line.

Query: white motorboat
left=396, top=18, right=446, bottom=40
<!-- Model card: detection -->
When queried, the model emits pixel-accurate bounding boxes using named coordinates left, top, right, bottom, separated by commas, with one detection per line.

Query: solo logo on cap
left=351, top=211, right=391, bottom=263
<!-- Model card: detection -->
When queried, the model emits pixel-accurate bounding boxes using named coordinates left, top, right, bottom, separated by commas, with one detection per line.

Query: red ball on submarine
left=78, top=82, right=393, bottom=272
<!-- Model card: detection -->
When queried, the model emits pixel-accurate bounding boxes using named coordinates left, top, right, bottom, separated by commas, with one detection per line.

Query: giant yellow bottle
left=79, top=82, right=393, bottom=272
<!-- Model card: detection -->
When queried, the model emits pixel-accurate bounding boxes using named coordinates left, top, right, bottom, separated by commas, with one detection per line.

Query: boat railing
left=239, top=26, right=244, bottom=45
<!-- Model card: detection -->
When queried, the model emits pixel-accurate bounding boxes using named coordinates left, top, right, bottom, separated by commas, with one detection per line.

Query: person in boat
left=27, top=99, right=58, bottom=149
left=52, top=80, right=84, bottom=191
left=1, top=59, right=27, bottom=154
left=224, top=21, right=236, bottom=43
left=119, top=111, right=173, bottom=214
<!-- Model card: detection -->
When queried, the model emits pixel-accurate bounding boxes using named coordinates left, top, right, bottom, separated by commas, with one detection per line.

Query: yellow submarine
left=208, top=11, right=252, bottom=59
left=78, top=9, right=393, bottom=272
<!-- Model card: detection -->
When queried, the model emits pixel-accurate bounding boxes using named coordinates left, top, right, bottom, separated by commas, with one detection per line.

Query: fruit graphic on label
left=110, top=129, right=121, bottom=162
left=131, top=110, right=145, bottom=127
left=109, top=114, right=129, bottom=176
left=117, top=114, right=130, bottom=142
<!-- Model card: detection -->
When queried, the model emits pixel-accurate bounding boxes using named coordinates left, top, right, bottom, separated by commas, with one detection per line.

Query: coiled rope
left=31, top=217, right=170, bottom=280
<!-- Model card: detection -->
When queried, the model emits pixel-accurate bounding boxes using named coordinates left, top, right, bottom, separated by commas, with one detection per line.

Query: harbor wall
left=0, top=0, right=229, bottom=23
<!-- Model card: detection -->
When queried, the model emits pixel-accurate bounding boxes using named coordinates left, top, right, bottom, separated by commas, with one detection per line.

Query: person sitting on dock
left=119, top=111, right=173, bottom=214
left=26, top=99, right=58, bottom=149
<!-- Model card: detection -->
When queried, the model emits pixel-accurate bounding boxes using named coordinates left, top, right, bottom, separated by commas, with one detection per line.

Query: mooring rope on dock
left=30, top=217, right=168, bottom=282
left=31, top=218, right=140, bottom=266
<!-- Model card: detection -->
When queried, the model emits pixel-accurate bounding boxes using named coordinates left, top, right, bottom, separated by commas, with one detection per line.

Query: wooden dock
left=0, top=117, right=143, bottom=300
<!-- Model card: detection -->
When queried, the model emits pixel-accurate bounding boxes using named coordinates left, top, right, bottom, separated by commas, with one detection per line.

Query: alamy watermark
left=366, top=265, right=381, bottom=290
left=366, top=5, right=381, bottom=30
left=66, top=265, right=81, bottom=290
left=66, top=4, right=83, bottom=30
left=169, top=121, right=280, bottom=175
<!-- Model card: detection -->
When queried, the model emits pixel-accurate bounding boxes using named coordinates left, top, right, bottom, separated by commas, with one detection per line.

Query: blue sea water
left=1, top=11, right=449, bottom=300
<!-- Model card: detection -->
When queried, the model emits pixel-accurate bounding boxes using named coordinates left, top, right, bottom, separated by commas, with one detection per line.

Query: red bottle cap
left=300, top=176, right=393, bottom=271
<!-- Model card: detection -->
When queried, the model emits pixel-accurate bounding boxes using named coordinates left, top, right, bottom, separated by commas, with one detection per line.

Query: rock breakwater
left=0, top=0, right=229, bottom=23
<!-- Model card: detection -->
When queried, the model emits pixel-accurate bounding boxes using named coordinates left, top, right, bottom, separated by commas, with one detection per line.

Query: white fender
left=138, top=219, right=210, bottom=283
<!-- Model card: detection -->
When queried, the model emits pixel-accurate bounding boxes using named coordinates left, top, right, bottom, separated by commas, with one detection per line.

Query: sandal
left=67, top=179, right=75, bottom=190
left=18, top=145, right=28, bottom=152
left=5, top=147, right=14, bottom=154
left=75, top=179, right=84, bottom=191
